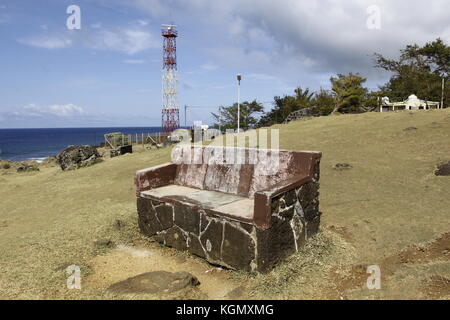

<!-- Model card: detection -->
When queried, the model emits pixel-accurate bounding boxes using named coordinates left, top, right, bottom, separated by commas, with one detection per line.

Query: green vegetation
left=330, top=73, right=368, bottom=114
left=375, top=38, right=449, bottom=103
left=259, top=88, right=316, bottom=127
left=215, top=38, right=449, bottom=129
left=211, top=100, right=264, bottom=130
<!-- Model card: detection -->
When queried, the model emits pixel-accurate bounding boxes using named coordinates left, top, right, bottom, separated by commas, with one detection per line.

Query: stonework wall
left=137, top=180, right=321, bottom=273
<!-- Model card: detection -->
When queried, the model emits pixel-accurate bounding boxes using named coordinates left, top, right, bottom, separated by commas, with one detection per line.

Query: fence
left=104, top=132, right=171, bottom=149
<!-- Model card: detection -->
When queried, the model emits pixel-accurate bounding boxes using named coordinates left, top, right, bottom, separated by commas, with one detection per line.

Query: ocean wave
left=27, top=157, right=47, bottom=163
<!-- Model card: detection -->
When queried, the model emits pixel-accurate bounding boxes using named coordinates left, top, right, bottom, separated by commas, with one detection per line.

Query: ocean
left=0, top=127, right=162, bottom=162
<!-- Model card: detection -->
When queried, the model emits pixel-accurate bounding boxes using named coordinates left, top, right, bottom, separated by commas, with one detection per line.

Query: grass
left=238, top=231, right=354, bottom=299
left=0, top=109, right=449, bottom=299
left=0, top=147, right=172, bottom=299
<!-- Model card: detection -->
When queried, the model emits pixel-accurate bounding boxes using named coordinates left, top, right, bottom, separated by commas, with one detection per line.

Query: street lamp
left=237, top=74, right=242, bottom=132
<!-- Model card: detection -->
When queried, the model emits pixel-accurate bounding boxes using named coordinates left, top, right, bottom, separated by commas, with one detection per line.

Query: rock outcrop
left=435, top=161, right=450, bottom=176
left=57, top=145, right=101, bottom=171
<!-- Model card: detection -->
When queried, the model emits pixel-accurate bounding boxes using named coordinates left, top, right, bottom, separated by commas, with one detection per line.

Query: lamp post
left=237, top=74, right=242, bottom=133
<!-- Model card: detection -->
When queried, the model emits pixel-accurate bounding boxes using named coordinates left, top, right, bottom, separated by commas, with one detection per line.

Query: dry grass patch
left=1, top=109, right=449, bottom=299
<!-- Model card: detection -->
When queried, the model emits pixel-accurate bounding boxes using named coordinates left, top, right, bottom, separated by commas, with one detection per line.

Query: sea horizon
left=0, top=126, right=160, bottom=130
left=0, top=126, right=165, bottom=162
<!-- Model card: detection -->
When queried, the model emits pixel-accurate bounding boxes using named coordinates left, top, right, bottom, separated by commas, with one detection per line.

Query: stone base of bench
left=137, top=181, right=320, bottom=273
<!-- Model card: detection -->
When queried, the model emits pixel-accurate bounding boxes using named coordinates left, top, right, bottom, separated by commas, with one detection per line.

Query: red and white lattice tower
left=161, top=24, right=180, bottom=132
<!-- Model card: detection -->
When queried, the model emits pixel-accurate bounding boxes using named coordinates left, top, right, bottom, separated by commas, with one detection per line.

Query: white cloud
left=47, top=104, right=84, bottom=117
left=127, top=0, right=450, bottom=82
left=124, top=59, right=146, bottom=64
left=90, top=28, right=157, bottom=55
left=18, top=36, right=72, bottom=49
left=18, top=103, right=84, bottom=117
left=137, top=20, right=149, bottom=26
left=18, top=23, right=157, bottom=55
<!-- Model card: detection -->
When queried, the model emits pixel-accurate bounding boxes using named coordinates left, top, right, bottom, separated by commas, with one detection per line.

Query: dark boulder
left=57, top=145, right=101, bottom=171
left=435, top=161, right=450, bottom=176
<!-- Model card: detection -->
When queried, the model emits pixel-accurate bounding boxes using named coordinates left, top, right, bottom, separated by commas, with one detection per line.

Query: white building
left=380, top=95, right=441, bottom=112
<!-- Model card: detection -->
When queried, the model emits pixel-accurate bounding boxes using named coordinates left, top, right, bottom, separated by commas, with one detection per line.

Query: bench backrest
left=171, top=145, right=321, bottom=198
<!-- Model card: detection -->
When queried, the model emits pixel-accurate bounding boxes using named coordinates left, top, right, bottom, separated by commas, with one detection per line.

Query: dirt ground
left=0, top=109, right=449, bottom=300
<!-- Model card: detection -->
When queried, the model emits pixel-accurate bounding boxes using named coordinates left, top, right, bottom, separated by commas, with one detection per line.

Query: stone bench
left=135, top=145, right=322, bottom=273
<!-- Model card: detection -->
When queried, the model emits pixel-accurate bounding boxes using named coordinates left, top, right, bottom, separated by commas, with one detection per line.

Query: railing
left=104, top=132, right=171, bottom=149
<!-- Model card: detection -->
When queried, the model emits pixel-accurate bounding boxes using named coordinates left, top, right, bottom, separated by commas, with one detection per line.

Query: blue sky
left=0, top=0, right=448, bottom=128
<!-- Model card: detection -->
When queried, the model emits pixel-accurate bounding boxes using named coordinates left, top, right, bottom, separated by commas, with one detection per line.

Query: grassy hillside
left=0, top=109, right=449, bottom=299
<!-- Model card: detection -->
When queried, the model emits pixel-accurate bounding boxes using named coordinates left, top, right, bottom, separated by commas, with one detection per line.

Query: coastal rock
left=108, top=271, right=200, bottom=295
left=57, top=145, right=101, bottom=171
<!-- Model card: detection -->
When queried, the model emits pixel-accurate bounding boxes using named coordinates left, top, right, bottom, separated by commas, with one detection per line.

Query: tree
left=310, top=89, right=336, bottom=116
left=211, top=100, right=264, bottom=130
left=330, top=73, right=368, bottom=113
left=374, top=38, right=449, bottom=105
left=258, top=87, right=315, bottom=127
left=362, top=91, right=381, bottom=112
left=416, top=38, right=449, bottom=77
left=294, top=87, right=315, bottom=108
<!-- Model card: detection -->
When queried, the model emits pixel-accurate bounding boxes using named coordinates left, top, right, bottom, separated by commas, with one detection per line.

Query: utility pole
left=237, top=74, right=241, bottom=133
left=441, top=77, right=445, bottom=109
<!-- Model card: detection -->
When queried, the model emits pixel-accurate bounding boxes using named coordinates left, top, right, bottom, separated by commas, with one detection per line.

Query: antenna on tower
left=161, top=24, right=180, bottom=132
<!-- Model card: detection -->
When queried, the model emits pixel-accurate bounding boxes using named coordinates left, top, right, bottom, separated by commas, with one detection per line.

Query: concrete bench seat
left=141, top=185, right=254, bottom=221
left=135, top=145, right=322, bottom=273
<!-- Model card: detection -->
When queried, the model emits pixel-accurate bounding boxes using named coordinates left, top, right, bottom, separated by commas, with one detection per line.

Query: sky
left=0, top=0, right=448, bottom=128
